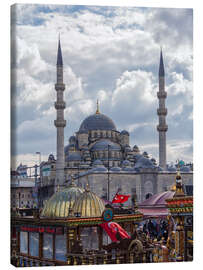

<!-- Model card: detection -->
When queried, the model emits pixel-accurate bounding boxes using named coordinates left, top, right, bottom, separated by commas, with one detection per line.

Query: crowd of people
left=139, top=219, right=169, bottom=241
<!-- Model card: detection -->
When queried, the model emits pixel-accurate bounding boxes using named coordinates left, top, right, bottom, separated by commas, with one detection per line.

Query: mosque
left=39, top=39, right=193, bottom=206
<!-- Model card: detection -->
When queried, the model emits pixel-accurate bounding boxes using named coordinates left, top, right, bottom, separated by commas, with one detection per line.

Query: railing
left=11, top=246, right=171, bottom=267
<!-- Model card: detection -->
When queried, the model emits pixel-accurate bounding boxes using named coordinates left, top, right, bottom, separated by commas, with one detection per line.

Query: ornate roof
left=139, top=191, right=175, bottom=207
left=41, top=183, right=84, bottom=218
left=73, top=186, right=105, bottom=217
left=79, top=113, right=116, bottom=131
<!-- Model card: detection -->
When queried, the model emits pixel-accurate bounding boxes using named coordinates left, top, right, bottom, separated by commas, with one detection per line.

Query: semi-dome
left=90, top=139, right=121, bottom=151
left=79, top=113, right=116, bottom=132
left=65, top=152, right=81, bottom=162
left=135, top=156, right=155, bottom=169
left=41, top=182, right=85, bottom=218
left=73, top=186, right=105, bottom=217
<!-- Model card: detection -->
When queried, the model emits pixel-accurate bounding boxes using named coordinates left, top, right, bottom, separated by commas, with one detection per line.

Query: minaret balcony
left=55, top=84, right=65, bottom=91
left=55, top=101, right=66, bottom=110
left=157, top=108, right=167, bottom=116
left=157, top=91, right=167, bottom=99
left=157, top=124, right=168, bottom=132
left=54, top=120, right=66, bottom=127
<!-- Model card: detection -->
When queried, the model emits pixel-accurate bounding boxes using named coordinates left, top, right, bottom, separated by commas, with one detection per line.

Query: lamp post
left=36, top=152, right=41, bottom=208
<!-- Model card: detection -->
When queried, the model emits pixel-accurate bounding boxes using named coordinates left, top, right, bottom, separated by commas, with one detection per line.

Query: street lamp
left=36, top=152, right=41, bottom=165
left=36, top=152, right=41, bottom=208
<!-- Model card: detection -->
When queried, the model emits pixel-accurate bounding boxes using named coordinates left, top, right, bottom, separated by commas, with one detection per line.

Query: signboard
left=20, top=226, right=64, bottom=234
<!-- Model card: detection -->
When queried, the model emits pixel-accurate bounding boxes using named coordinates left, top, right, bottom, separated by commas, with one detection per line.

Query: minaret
left=54, top=37, right=66, bottom=187
left=157, top=49, right=168, bottom=170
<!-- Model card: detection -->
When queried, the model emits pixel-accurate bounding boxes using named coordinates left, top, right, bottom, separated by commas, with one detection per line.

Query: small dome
left=142, top=151, right=149, bottom=158
left=48, top=154, right=55, bottom=161
left=91, top=139, right=121, bottom=151
left=93, top=159, right=103, bottom=166
left=79, top=113, right=116, bottom=131
left=122, top=159, right=131, bottom=167
left=69, top=136, right=76, bottom=143
left=73, top=187, right=105, bottom=217
left=133, top=145, right=139, bottom=151
left=41, top=183, right=85, bottom=218
left=110, top=166, right=121, bottom=172
left=121, top=130, right=129, bottom=136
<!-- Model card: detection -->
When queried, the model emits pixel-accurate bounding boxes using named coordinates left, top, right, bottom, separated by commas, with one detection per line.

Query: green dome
left=41, top=183, right=84, bottom=218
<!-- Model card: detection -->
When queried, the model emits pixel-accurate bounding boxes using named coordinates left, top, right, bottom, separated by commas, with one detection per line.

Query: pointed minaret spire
left=57, top=34, right=63, bottom=66
left=157, top=49, right=168, bottom=170
left=159, top=49, right=165, bottom=77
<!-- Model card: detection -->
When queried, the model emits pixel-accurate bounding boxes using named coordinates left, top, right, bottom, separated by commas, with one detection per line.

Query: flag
left=100, top=222, right=130, bottom=242
left=112, top=194, right=130, bottom=203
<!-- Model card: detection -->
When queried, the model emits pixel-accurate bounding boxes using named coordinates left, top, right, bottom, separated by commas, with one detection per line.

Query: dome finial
left=85, top=176, right=90, bottom=191
left=96, top=99, right=100, bottom=114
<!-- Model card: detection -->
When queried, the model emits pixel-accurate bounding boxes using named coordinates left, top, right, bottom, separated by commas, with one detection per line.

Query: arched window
left=145, top=193, right=153, bottom=200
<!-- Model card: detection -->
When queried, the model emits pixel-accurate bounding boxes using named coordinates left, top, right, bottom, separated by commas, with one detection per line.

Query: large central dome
left=79, top=113, right=117, bottom=132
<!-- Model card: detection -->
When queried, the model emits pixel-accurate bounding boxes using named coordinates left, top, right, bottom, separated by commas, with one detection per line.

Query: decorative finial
left=96, top=99, right=100, bottom=114
left=174, top=161, right=185, bottom=197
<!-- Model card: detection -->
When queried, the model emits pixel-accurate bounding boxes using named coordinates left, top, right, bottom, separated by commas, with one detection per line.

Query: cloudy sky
left=11, top=4, right=193, bottom=169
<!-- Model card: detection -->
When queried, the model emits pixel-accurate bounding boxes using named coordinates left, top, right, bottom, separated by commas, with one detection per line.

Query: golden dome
left=73, top=186, right=105, bottom=218
left=41, top=182, right=84, bottom=218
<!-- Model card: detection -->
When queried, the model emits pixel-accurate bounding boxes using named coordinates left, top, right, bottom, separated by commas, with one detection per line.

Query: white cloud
left=11, top=4, right=193, bottom=168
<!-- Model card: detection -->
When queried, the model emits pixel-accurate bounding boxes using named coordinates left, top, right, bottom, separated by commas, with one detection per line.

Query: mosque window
left=55, top=234, right=67, bottom=261
left=29, top=232, right=39, bottom=257
left=20, top=231, right=28, bottom=254
left=43, top=233, right=53, bottom=259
